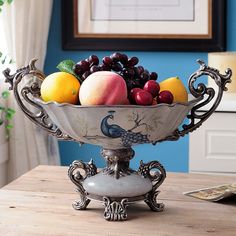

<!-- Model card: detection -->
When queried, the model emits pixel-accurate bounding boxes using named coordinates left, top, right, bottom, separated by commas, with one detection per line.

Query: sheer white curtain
left=0, top=0, right=60, bottom=187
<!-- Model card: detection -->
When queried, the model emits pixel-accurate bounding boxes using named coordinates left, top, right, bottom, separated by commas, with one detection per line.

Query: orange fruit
left=40, top=72, right=80, bottom=104
left=159, top=77, right=188, bottom=103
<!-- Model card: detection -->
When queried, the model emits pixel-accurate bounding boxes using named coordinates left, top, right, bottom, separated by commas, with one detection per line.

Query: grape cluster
left=73, top=52, right=158, bottom=92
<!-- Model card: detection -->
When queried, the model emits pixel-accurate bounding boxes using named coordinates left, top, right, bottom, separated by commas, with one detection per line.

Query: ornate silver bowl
left=3, top=59, right=231, bottom=221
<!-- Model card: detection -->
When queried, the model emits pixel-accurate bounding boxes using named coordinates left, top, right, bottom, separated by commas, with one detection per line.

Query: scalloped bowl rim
left=34, top=96, right=202, bottom=109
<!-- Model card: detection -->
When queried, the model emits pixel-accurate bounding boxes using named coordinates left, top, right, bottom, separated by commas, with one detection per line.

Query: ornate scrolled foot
left=68, top=159, right=97, bottom=210
left=103, top=197, right=128, bottom=221
left=73, top=192, right=90, bottom=210
left=145, top=191, right=164, bottom=212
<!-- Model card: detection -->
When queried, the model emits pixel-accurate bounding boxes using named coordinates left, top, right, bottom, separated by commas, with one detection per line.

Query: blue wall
left=44, top=0, right=236, bottom=172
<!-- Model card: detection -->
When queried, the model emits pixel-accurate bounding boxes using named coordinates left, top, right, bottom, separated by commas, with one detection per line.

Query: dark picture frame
left=62, top=0, right=226, bottom=52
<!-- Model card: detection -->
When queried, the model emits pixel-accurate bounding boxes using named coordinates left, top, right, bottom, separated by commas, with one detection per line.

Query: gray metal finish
left=3, top=59, right=231, bottom=145
left=101, top=148, right=135, bottom=179
left=67, top=148, right=166, bottom=221
left=3, top=59, right=75, bottom=141
left=3, top=59, right=232, bottom=220
left=103, top=197, right=128, bottom=221
left=68, top=159, right=97, bottom=210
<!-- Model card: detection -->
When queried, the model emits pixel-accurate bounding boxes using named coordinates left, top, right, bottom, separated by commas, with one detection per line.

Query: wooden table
left=0, top=166, right=236, bottom=236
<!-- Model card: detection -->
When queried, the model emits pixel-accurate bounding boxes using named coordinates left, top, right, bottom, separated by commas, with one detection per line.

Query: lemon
left=159, top=76, right=188, bottom=103
left=40, top=72, right=80, bottom=104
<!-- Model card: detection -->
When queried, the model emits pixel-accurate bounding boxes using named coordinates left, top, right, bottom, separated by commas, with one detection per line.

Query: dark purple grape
left=126, top=80, right=136, bottom=91
left=102, top=56, right=112, bottom=66
left=134, top=79, right=143, bottom=88
left=150, top=72, right=158, bottom=80
left=139, top=80, right=147, bottom=87
left=122, top=68, right=135, bottom=79
left=82, top=71, right=90, bottom=80
left=88, top=55, right=99, bottom=66
left=90, top=65, right=100, bottom=73
left=137, top=66, right=144, bottom=74
left=99, top=64, right=111, bottom=71
left=73, top=64, right=83, bottom=76
left=110, top=52, right=122, bottom=62
left=133, top=67, right=141, bottom=77
left=143, top=69, right=150, bottom=75
left=78, top=60, right=90, bottom=72
left=140, top=72, right=150, bottom=82
left=127, top=57, right=139, bottom=67
left=112, top=63, right=123, bottom=72
left=120, top=54, right=128, bottom=65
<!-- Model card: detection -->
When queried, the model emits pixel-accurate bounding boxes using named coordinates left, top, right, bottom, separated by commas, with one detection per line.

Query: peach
left=79, top=71, right=128, bottom=105
left=122, top=98, right=131, bottom=105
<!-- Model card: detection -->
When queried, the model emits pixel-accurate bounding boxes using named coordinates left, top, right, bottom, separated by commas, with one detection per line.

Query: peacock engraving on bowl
left=2, top=57, right=233, bottom=221
left=100, top=110, right=150, bottom=147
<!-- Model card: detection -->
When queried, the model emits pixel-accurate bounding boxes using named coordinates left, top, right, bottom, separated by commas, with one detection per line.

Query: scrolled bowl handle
left=178, top=60, right=232, bottom=137
left=3, top=59, right=73, bottom=141
left=138, top=160, right=166, bottom=191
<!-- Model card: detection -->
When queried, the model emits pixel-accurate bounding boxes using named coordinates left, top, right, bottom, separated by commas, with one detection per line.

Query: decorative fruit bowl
left=3, top=59, right=231, bottom=221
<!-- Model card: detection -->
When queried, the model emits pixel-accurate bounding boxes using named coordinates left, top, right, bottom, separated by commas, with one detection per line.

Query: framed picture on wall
left=62, top=0, right=226, bottom=51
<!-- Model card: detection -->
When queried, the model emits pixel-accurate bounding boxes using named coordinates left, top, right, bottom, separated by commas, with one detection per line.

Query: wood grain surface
left=0, top=165, right=236, bottom=236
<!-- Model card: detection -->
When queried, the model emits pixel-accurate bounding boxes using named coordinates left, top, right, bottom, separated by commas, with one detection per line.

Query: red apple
left=143, top=80, right=160, bottom=98
left=129, top=88, right=142, bottom=104
left=135, top=90, right=153, bottom=106
left=158, top=90, right=174, bottom=104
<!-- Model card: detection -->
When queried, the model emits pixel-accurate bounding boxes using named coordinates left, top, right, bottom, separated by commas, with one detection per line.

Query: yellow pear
left=159, top=76, right=188, bottom=103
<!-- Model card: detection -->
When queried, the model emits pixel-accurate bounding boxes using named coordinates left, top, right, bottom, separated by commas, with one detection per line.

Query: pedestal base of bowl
left=3, top=58, right=232, bottom=220
left=68, top=148, right=166, bottom=221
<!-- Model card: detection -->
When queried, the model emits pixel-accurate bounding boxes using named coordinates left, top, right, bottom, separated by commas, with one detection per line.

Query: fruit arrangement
left=40, top=53, right=188, bottom=106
